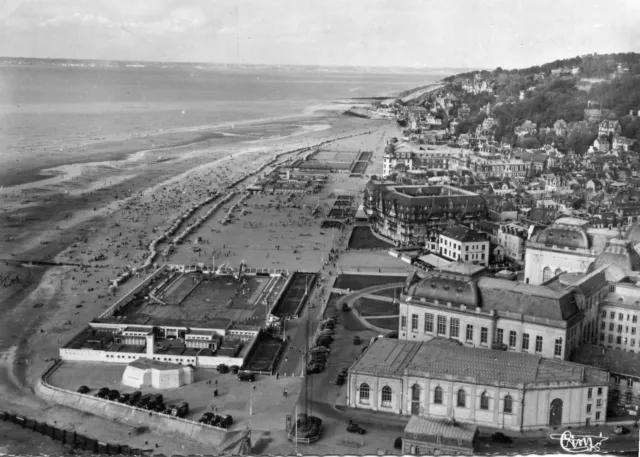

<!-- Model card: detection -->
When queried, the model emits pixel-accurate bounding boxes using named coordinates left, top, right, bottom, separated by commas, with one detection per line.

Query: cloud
left=39, top=12, right=115, bottom=28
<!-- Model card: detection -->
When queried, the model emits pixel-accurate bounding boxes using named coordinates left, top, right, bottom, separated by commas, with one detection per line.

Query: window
left=601, top=321, right=606, bottom=330
left=597, top=388, right=603, bottom=396
left=587, top=404, right=592, bottom=414
left=522, top=333, right=530, bottom=350
left=626, top=392, right=633, bottom=402
left=504, top=395, right=513, bottom=413
left=466, top=325, right=473, bottom=341
left=425, top=313, right=434, bottom=333
left=618, top=325, right=623, bottom=333
left=496, top=328, right=504, bottom=344
left=597, top=399, right=602, bottom=407
left=609, top=323, right=614, bottom=331
left=535, top=336, right=543, bottom=353
left=359, top=383, right=370, bottom=402
left=481, top=327, right=488, bottom=344
left=588, top=388, right=592, bottom=400
left=628, top=379, right=634, bottom=388
left=610, top=312, right=615, bottom=319
left=437, top=316, right=447, bottom=335
left=596, top=412, right=601, bottom=420
left=601, top=310, right=606, bottom=318
left=434, top=386, right=443, bottom=404
left=634, top=316, right=638, bottom=323
left=608, top=334, right=613, bottom=343
left=450, top=318, right=460, bottom=338
left=457, top=389, right=466, bottom=407
left=480, top=391, right=489, bottom=410
left=617, top=336, right=622, bottom=345
left=554, top=338, right=563, bottom=357
left=633, top=339, right=636, bottom=347
left=411, top=314, right=418, bottom=332
left=509, top=331, right=516, bottom=348
left=411, top=384, right=420, bottom=402
left=620, top=313, right=624, bottom=321
left=401, top=316, right=407, bottom=330
left=542, top=267, right=551, bottom=281
left=381, top=386, right=392, bottom=406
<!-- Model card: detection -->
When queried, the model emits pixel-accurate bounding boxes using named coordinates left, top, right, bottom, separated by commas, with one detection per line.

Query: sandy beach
left=0, top=101, right=400, bottom=454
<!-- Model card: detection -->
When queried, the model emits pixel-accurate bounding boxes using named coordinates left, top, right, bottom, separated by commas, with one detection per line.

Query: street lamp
left=249, top=385, right=256, bottom=416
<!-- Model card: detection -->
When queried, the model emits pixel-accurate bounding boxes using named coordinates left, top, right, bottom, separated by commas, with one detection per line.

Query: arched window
left=381, top=386, right=392, bottom=406
left=411, top=384, right=421, bottom=402
left=555, top=268, right=562, bottom=277
left=457, top=389, right=466, bottom=407
left=480, top=391, right=489, bottom=410
left=434, top=386, right=443, bottom=404
left=504, top=395, right=513, bottom=413
left=359, top=383, right=370, bottom=402
left=542, top=267, right=551, bottom=282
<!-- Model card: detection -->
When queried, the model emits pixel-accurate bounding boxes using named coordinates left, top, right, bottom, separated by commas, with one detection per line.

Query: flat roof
left=129, top=357, right=191, bottom=371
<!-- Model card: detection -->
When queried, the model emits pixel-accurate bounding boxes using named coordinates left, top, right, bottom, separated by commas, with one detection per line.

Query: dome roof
left=384, top=144, right=396, bottom=155
left=589, top=238, right=640, bottom=278
left=625, top=221, right=640, bottom=244
left=531, top=225, right=590, bottom=249
left=406, top=271, right=479, bottom=307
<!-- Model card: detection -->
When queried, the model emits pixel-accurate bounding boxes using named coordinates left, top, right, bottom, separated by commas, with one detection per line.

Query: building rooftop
left=571, top=344, right=640, bottom=379
left=352, top=338, right=608, bottom=386
left=404, top=416, right=477, bottom=443
left=440, top=225, right=487, bottom=243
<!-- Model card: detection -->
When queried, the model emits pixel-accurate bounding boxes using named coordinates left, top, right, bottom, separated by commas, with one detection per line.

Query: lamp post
left=249, top=385, right=256, bottom=416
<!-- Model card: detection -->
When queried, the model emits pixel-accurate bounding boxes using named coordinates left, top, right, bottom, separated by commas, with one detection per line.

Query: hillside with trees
left=432, top=53, right=640, bottom=154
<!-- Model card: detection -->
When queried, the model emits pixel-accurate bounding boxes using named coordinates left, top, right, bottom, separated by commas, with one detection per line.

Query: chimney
left=146, top=333, right=154, bottom=357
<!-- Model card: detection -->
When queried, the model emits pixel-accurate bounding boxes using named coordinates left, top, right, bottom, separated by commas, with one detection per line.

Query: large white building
left=347, top=338, right=609, bottom=431
left=439, top=225, right=490, bottom=266
left=398, top=263, right=608, bottom=360
left=524, top=217, right=619, bottom=285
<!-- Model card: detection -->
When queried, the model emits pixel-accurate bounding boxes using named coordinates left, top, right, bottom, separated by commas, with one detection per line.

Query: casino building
left=347, top=338, right=609, bottom=431
left=363, top=180, right=487, bottom=247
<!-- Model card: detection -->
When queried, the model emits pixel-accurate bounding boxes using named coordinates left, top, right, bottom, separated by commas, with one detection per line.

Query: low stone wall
left=37, top=361, right=227, bottom=447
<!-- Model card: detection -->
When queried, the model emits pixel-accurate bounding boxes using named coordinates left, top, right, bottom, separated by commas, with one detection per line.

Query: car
left=209, top=414, right=223, bottom=427
left=340, top=368, right=348, bottom=376
left=353, top=335, right=362, bottom=345
left=307, top=363, right=325, bottom=374
left=238, top=371, right=255, bottom=382
left=172, top=402, right=189, bottom=418
left=77, top=385, right=90, bottom=394
left=150, top=394, right=163, bottom=405
left=217, top=364, right=230, bottom=374
left=342, top=303, right=350, bottom=312
left=335, top=375, right=345, bottom=386
left=230, top=365, right=240, bottom=374
left=129, top=391, right=142, bottom=403
left=137, top=394, right=152, bottom=408
left=107, top=389, right=120, bottom=401
left=347, top=422, right=366, bottom=435
left=491, top=432, right=513, bottom=444
left=613, top=426, right=630, bottom=435
left=117, top=393, right=131, bottom=404
left=219, top=415, right=233, bottom=429
left=199, top=412, right=214, bottom=424
left=95, top=387, right=110, bottom=398
left=153, top=403, right=166, bottom=412
left=164, top=404, right=176, bottom=415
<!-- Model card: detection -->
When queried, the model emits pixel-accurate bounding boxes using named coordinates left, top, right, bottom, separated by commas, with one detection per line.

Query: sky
left=0, top=0, right=639, bottom=69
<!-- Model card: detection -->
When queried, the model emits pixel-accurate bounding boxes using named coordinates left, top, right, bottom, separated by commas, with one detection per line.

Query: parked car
left=199, top=412, right=214, bottom=424
left=107, top=390, right=120, bottom=401
left=491, top=432, right=513, bottom=444
left=95, top=387, right=110, bottom=398
left=164, top=404, right=176, bottom=415
left=172, top=402, right=189, bottom=418
left=219, top=415, right=233, bottom=429
left=238, top=371, right=255, bottom=382
left=153, top=402, right=166, bottom=412
left=77, top=385, right=90, bottom=394
left=126, top=391, right=142, bottom=405
left=353, top=335, right=362, bottom=345
left=137, top=394, right=152, bottom=408
left=217, top=364, right=230, bottom=374
left=210, top=414, right=223, bottom=427
left=150, top=394, right=163, bottom=405
left=347, top=421, right=366, bottom=435
left=613, top=426, right=630, bottom=435
left=307, top=363, right=325, bottom=374
left=340, top=368, right=348, bottom=377
left=335, top=375, right=345, bottom=386
left=230, top=365, right=240, bottom=374
left=117, top=393, right=131, bottom=404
